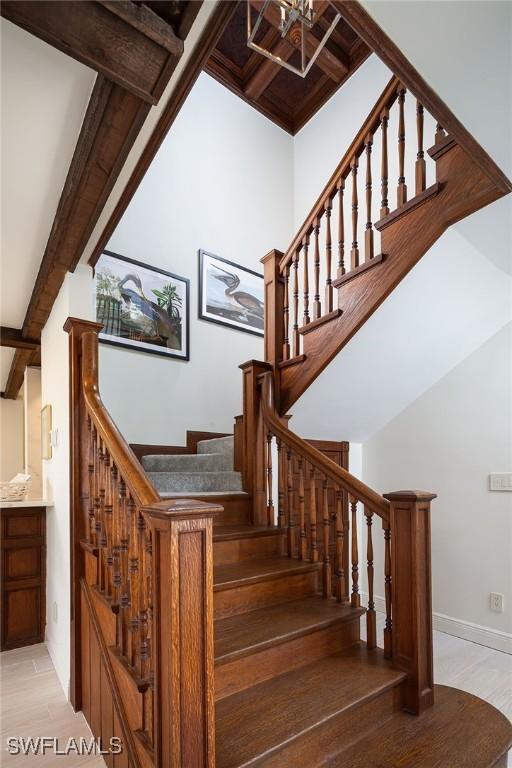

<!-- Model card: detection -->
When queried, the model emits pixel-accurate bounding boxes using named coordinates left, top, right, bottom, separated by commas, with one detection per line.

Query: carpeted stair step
left=142, top=452, right=233, bottom=472
left=148, top=470, right=243, bottom=494
left=197, top=436, right=235, bottom=455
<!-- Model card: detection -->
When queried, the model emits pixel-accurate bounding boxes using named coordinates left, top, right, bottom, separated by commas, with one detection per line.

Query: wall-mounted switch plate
left=489, top=473, right=512, bottom=491
left=490, top=592, right=504, bottom=613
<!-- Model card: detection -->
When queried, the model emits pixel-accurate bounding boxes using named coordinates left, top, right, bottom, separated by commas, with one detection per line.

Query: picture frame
left=95, top=250, right=190, bottom=361
left=41, top=404, right=52, bottom=460
left=198, top=250, right=264, bottom=337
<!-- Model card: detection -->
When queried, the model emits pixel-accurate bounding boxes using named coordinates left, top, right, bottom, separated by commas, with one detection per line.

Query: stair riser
left=214, top=571, right=319, bottom=619
left=214, top=533, right=284, bottom=566
left=246, top=686, right=403, bottom=768
left=214, top=498, right=252, bottom=526
left=215, top=619, right=361, bottom=701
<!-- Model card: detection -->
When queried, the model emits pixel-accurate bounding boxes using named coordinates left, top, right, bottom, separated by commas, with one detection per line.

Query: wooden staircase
left=65, top=69, right=512, bottom=768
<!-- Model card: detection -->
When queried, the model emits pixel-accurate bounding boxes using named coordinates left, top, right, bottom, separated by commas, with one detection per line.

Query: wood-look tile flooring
left=1, top=623, right=511, bottom=766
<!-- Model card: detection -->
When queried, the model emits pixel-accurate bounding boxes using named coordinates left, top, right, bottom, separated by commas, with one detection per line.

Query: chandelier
left=247, top=0, right=341, bottom=78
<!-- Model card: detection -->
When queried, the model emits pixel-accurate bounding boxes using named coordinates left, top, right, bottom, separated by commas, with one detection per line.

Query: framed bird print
left=95, top=250, right=190, bottom=360
left=198, top=250, right=264, bottom=337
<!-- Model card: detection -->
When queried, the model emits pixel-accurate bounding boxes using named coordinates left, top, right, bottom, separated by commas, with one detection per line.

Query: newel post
left=239, top=360, right=272, bottom=524
left=383, top=490, right=436, bottom=715
left=143, top=498, right=221, bottom=768
left=261, top=248, right=285, bottom=369
left=64, top=317, right=103, bottom=711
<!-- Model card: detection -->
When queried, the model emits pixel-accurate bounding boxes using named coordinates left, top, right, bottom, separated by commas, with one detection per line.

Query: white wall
left=100, top=72, right=293, bottom=445
left=0, top=396, right=24, bottom=481
left=363, top=323, right=512, bottom=650
left=41, top=265, right=94, bottom=695
left=24, top=366, right=42, bottom=496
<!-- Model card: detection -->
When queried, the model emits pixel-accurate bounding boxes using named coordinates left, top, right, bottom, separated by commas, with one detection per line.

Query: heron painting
left=199, top=250, right=264, bottom=337
left=95, top=250, right=190, bottom=360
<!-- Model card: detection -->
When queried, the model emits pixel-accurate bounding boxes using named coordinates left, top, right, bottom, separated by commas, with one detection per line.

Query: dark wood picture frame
left=198, top=249, right=264, bottom=338
left=95, top=249, right=190, bottom=361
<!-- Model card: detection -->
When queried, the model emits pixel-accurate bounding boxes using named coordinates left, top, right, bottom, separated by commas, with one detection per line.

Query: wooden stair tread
left=216, top=644, right=406, bottom=768
left=213, top=525, right=284, bottom=541
left=215, top=596, right=363, bottom=664
left=323, top=684, right=512, bottom=768
left=214, top=556, right=320, bottom=590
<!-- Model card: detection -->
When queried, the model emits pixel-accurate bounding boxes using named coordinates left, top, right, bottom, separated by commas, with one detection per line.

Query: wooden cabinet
left=1, top=506, right=46, bottom=650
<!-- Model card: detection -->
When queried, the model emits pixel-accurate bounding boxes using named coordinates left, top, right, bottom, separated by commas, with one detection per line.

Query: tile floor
left=1, top=628, right=511, bottom=765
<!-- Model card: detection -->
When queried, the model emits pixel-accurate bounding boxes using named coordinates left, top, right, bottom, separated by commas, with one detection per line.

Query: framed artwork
left=95, top=250, right=190, bottom=360
left=198, top=250, right=264, bottom=337
left=41, top=404, right=52, bottom=460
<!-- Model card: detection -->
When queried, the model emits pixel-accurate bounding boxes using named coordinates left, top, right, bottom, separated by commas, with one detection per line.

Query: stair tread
left=216, top=644, right=405, bottom=768
left=213, top=525, right=285, bottom=541
left=215, top=596, right=364, bottom=664
left=214, top=556, right=320, bottom=590
left=323, top=684, right=512, bottom=768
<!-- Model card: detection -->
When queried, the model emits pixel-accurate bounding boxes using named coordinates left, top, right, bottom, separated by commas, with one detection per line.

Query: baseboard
left=362, top=594, right=512, bottom=654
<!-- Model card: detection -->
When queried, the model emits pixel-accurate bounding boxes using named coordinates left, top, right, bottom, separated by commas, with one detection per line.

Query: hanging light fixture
left=247, top=0, right=341, bottom=78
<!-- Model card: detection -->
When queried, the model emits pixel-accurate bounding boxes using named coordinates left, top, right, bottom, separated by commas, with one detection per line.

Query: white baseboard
left=361, top=594, right=512, bottom=654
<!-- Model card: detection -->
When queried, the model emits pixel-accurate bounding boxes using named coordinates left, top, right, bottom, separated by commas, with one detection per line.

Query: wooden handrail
left=81, top=330, right=159, bottom=508
left=280, top=75, right=400, bottom=270
left=259, top=371, right=390, bottom=520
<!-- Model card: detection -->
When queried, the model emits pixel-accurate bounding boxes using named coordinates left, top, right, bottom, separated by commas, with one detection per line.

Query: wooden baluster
left=334, top=488, right=345, bottom=602
left=380, top=107, right=390, bottom=218
left=105, top=463, right=115, bottom=599
left=276, top=438, right=285, bottom=530
left=364, top=133, right=374, bottom=261
left=100, top=449, right=111, bottom=594
left=298, top=458, right=306, bottom=559
left=87, top=416, right=95, bottom=546
left=350, top=156, right=359, bottom=269
left=350, top=496, right=360, bottom=607
left=416, top=100, right=426, bottom=194
left=366, top=510, right=376, bottom=649
left=309, top=467, right=318, bottom=563
left=383, top=521, right=392, bottom=658
left=96, top=439, right=105, bottom=590
left=302, top=234, right=310, bottom=325
left=136, top=511, right=147, bottom=681
left=337, top=177, right=345, bottom=277
left=118, top=478, right=128, bottom=655
left=266, top=432, right=274, bottom=526
left=92, top=427, right=100, bottom=549
left=397, top=85, right=407, bottom=206
left=324, top=199, right=333, bottom=312
left=283, top=264, right=290, bottom=361
left=313, top=218, right=321, bottom=319
left=292, top=249, right=300, bottom=357
left=127, top=496, right=139, bottom=669
left=286, top=448, right=295, bottom=556
left=322, top=478, right=331, bottom=597
left=140, top=517, right=151, bottom=732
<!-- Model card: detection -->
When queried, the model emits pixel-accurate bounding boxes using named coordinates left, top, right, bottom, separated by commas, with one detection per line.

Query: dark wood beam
left=244, top=30, right=294, bottom=100
left=0, top=327, right=39, bottom=351
left=2, top=349, right=36, bottom=400
left=88, top=1, right=239, bottom=268
left=332, top=0, right=512, bottom=194
left=1, top=0, right=183, bottom=105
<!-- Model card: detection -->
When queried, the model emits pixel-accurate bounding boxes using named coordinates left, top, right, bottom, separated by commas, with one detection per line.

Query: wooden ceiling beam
left=1, top=349, right=36, bottom=400
left=0, top=327, right=39, bottom=351
left=244, top=30, right=295, bottom=100
left=1, top=0, right=183, bottom=105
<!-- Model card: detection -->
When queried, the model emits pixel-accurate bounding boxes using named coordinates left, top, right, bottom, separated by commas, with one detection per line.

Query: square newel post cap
left=261, top=249, right=284, bottom=264
left=63, top=317, right=103, bottom=335
left=383, top=490, right=437, bottom=503
left=142, top=498, right=223, bottom=520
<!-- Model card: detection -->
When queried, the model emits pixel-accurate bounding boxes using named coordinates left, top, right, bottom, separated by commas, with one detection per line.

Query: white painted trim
left=361, top=594, right=512, bottom=654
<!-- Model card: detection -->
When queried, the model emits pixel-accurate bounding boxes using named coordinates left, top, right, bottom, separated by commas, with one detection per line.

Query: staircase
left=65, top=69, right=512, bottom=768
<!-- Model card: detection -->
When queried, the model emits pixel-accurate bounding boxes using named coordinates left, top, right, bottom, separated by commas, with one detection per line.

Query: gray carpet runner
left=143, top=436, right=243, bottom=496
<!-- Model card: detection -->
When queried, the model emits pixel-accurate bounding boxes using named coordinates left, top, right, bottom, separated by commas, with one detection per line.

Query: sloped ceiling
left=0, top=19, right=95, bottom=328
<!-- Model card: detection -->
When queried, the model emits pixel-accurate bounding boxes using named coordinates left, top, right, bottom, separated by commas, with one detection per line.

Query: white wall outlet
left=490, top=592, right=504, bottom=613
left=489, top=473, right=512, bottom=491
left=53, top=601, right=58, bottom=623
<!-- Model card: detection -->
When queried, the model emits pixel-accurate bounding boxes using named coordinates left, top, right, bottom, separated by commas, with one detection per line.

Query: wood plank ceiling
left=204, top=1, right=371, bottom=134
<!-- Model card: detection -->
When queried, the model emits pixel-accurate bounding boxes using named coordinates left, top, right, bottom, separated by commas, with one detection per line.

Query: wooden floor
left=1, top=626, right=510, bottom=766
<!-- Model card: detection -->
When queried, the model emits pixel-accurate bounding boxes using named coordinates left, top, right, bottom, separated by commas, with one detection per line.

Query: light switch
left=489, top=473, right=512, bottom=491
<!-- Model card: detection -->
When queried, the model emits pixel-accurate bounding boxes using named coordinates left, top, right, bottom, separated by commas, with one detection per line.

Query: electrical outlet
left=53, top=601, right=58, bottom=623
left=490, top=592, right=504, bottom=613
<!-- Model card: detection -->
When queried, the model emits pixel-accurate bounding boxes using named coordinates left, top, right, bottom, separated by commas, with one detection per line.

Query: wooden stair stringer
left=279, top=141, right=505, bottom=412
